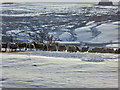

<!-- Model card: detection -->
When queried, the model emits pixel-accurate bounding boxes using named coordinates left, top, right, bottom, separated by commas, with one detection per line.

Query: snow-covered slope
left=74, top=21, right=118, bottom=43
left=56, top=21, right=119, bottom=48
left=89, top=22, right=118, bottom=43
left=59, top=32, right=72, bottom=41
left=5, top=21, right=119, bottom=44
left=2, top=2, right=119, bottom=45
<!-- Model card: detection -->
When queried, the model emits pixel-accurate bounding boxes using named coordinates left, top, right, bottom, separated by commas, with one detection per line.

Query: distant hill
left=2, top=2, right=14, bottom=4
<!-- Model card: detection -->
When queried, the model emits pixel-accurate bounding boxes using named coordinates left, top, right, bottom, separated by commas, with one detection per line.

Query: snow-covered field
left=1, top=51, right=119, bottom=88
left=1, top=2, right=119, bottom=88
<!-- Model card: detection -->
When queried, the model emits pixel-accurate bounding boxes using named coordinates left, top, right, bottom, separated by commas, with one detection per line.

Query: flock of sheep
left=0, top=42, right=120, bottom=54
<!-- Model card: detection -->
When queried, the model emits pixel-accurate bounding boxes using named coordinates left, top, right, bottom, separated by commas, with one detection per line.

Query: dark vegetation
left=0, top=42, right=120, bottom=54
left=2, top=2, right=14, bottom=4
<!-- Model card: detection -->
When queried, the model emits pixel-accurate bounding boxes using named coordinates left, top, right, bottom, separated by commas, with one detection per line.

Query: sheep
left=81, top=46, right=89, bottom=52
left=37, top=43, right=44, bottom=51
left=8, top=43, right=18, bottom=52
left=0, top=43, right=1, bottom=52
left=67, top=45, right=77, bottom=52
left=115, top=48, right=120, bottom=54
left=105, top=48, right=115, bottom=53
left=47, top=44, right=57, bottom=51
left=75, top=46, right=81, bottom=52
left=43, top=44, right=47, bottom=51
left=17, top=42, right=27, bottom=51
left=27, top=43, right=34, bottom=50
left=88, top=47, right=115, bottom=53
left=2, top=42, right=8, bottom=52
left=88, top=47, right=104, bottom=53
left=58, top=45, right=66, bottom=51
left=33, top=42, right=44, bottom=51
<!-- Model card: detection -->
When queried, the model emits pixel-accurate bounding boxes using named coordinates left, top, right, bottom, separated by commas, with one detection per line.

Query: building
left=98, top=0, right=113, bottom=6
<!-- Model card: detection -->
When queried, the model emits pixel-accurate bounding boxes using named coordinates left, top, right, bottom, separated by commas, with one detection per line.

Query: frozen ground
left=1, top=50, right=119, bottom=88
left=1, top=2, right=119, bottom=88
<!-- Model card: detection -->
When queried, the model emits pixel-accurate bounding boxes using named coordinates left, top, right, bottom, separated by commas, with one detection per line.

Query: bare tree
left=7, top=34, right=14, bottom=42
left=47, top=34, right=54, bottom=44
left=29, top=31, right=46, bottom=43
left=9, top=35, right=13, bottom=42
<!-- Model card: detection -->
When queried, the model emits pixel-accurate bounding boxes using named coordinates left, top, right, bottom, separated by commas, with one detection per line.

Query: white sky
left=0, top=0, right=120, bottom=2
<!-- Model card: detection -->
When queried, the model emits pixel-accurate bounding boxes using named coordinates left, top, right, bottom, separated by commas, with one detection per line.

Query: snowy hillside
left=4, top=20, right=119, bottom=48
left=2, top=2, right=119, bottom=45
left=75, top=21, right=119, bottom=43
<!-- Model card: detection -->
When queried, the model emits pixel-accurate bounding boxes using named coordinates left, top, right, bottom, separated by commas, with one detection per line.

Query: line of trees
left=3, top=30, right=58, bottom=44
left=27, top=31, right=57, bottom=44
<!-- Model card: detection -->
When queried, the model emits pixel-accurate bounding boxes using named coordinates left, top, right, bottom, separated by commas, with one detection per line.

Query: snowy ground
left=1, top=50, right=118, bottom=88
left=1, top=2, right=119, bottom=88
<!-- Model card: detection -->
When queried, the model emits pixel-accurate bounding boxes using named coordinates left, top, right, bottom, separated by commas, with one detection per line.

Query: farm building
left=98, top=0, right=113, bottom=6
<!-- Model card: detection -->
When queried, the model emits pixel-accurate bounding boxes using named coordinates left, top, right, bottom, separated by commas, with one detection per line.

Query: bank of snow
left=1, top=51, right=118, bottom=88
